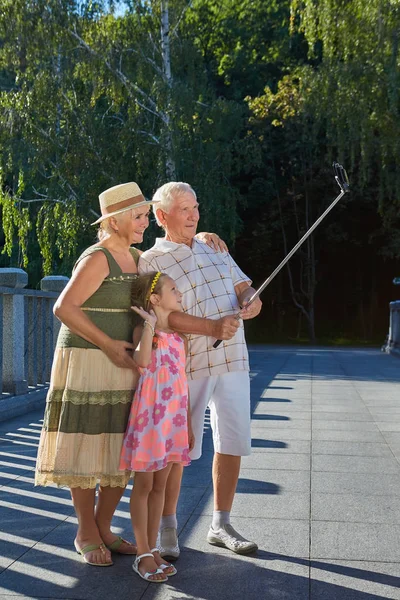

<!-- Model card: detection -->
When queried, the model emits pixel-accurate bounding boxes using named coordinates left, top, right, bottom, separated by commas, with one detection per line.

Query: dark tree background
left=0, top=0, right=399, bottom=344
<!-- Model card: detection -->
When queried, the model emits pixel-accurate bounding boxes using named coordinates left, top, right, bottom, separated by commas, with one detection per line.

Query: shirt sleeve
left=225, top=253, right=252, bottom=287
left=138, top=252, right=159, bottom=274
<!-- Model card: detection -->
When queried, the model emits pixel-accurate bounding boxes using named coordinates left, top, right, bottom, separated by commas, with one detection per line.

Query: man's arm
left=168, top=312, right=240, bottom=340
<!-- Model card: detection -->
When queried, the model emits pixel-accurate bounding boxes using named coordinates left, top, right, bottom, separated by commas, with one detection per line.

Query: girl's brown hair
left=131, top=271, right=167, bottom=312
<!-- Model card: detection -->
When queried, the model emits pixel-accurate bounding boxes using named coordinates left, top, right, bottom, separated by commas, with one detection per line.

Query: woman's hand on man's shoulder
left=196, top=232, right=228, bottom=253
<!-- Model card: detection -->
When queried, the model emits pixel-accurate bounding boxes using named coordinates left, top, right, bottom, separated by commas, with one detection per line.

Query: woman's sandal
left=132, top=553, right=168, bottom=583
left=74, top=541, right=113, bottom=567
left=151, top=547, right=177, bottom=576
left=106, top=536, right=137, bottom=554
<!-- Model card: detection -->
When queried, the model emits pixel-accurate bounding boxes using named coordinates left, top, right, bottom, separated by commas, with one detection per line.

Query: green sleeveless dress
left=35, top=246, right=140, bottom=489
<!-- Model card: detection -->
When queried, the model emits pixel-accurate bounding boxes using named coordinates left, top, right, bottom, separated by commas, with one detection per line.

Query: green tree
left=0, top=0, right=243, bottom=281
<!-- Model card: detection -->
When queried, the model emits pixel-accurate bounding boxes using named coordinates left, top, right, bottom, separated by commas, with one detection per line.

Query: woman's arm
left=54, top=251, right=135, bottom=368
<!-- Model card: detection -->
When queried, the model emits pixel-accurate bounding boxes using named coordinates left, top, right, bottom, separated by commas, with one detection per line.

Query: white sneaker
left=157, top=527, right=180, bottom=561
left=207, top=524, right=258, bottom=555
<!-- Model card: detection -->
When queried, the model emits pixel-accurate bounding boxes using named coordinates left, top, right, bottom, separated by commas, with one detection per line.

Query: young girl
left=119, top=271, right=194, bottom=583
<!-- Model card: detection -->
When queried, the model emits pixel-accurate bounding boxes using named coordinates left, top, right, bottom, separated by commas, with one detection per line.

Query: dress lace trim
left=35, top=471, right=132, bottom=489
left=47, top=389, right=133, bottom=406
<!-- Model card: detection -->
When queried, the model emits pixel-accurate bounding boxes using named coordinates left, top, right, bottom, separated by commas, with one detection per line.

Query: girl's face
left=118, top=207, right=150, bottom=244
left=157, top=276, right=183, bottom=313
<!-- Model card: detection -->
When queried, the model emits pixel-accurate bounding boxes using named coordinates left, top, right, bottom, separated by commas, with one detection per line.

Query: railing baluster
left=24, top=295, right=29, bottom=388
left=28, top=296, right=38, bottom=386
left=0, top=272, right=68, bottom=401
left=45, top=298, right=53, bottom=382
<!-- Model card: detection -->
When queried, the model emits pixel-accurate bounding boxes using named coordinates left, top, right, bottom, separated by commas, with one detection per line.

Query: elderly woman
left=35, top=182, right=226, bottom=567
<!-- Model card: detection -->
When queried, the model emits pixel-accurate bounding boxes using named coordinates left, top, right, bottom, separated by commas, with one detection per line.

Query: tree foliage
left=0, top=0, right=399, bottom=342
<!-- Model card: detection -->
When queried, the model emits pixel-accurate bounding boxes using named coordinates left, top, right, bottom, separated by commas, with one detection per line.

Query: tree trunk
left=160, top=0, right=176, bottom=179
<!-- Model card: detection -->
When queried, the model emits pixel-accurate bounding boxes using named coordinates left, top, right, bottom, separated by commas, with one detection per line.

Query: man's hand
left=240, top=297, right=262, bottom=320
left=236, top=285, right=262, bottom=320
left=211, top=315, right=240, bottom=340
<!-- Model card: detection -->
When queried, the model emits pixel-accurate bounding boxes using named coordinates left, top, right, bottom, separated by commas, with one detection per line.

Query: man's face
left=160, top=192, right=200, bottom=244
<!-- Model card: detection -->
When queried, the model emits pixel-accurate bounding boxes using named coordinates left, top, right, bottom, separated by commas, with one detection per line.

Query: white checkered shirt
left=139, top=238, right=250, bottom=380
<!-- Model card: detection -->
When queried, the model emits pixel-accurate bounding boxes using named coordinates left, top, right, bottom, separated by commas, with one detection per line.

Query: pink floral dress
left=119, top=331, right=190, bottom=472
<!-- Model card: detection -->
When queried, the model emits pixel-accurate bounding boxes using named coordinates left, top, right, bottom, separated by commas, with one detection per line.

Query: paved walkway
left=0, top=346, right=399, bottom=600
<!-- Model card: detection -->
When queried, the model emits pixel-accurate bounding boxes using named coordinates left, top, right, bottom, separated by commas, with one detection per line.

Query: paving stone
left=252, top=409, right=312, bottom=419
left=312, top=420, right=379, bottom=433
left=0, top=441, right=39, bottom=455
left=363, top=400, right=400, bottom=407
left=312, top=406, right=370, bottom=414
left=251, top=439, right=311, bottom=454
left=251, top=414, right=311, bottom=429
left=237, top=469, right=310, bottom=494
left=242, top=452, right=310, bottom=471
left=194, top=490, right=310, bottom=520
left=0, top=467, right=33, bottom=488
left=312, top=455, right=400, bottom=474
left=0, top=546, right=145, bottom=599
left=181, top=466, right=212, bottom=487
left=0, top=346, right=399, bottom=599
left=311, top=521, right=400, bottom=561
left=311, top=441, right=392, bottom=457
left=376, top=422, right=400, bottom=432
left=250, top=426, right=312, bottom=440
left=368, top=407, right=400, bottom=416
left=380, top=432, right=400, bottom=444
left=179, top=515, right=310, bottom=558
left=389, top=444, right=400, bottom=458
left=141, top=550, right=310, bottom=600
left=312, top=429, right=385, bottom=442
left=311, top=471, right=400, bottom=496
left=312, top=493, right=400, bottom=523
left=310, top=560, right=400, bottom=599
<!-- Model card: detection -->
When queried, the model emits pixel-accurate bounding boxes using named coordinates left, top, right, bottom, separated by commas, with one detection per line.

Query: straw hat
left=91, top=182, right=158, bottom=225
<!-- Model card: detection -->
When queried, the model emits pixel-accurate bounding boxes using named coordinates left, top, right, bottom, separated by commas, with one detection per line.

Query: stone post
left=40, top=276, right=70, bottom=373
left=389, top=301, right=400, bottom=355
left=0, top=268, right=28, bottom=395
left=40, top=276, right=69, bottom=293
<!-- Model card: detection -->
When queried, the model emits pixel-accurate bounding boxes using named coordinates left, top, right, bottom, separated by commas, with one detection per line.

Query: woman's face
left=118, top=207, right=150, bottom=244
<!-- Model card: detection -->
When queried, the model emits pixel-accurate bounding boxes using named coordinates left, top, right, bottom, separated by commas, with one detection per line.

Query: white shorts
left=188, top=371, right=251, bottom=460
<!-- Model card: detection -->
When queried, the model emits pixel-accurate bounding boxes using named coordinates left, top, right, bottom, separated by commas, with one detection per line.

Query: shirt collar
left=153, top=237, right=199, bottom=253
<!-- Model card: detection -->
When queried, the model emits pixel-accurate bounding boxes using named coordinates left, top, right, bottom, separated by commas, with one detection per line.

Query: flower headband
left=148, top=272, right=162, bottom=299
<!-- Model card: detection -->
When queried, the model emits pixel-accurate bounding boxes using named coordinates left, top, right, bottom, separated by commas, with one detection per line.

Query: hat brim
left=91, top=199, right=159, bottom=226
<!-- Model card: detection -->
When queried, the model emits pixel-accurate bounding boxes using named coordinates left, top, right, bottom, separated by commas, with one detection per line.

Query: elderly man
left=139, top=182, right=262, bottom=557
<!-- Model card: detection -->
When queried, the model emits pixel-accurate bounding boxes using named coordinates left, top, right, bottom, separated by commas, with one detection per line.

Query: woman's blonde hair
left=96, top=206, right=149, bottom=241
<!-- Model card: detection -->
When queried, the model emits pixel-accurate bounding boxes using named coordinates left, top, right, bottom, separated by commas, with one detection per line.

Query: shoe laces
left=219, top=525, right=251, bottom=547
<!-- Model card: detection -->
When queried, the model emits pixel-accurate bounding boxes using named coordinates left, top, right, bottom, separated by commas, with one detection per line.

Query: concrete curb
left=0, top=387, right=47, bottom=423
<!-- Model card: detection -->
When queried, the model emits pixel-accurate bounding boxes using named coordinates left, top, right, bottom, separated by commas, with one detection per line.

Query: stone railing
left=0, top=268, right=68, bottom=419
left=382, top=300, right=400, bottom=358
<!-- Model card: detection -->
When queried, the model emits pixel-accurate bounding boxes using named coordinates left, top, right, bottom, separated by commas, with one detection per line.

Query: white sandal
left=132, top=552, right=168, bottom=583
left=151, top=547, right=177, bottom=576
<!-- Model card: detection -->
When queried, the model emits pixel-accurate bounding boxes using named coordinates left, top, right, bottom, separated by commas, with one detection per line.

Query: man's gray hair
left=152, top=182, right=197, bottom=227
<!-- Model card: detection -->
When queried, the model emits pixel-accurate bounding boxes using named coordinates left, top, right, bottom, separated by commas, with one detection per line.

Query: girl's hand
left=196, top=232, right=228, bottom=253
left=131, top=306, right=158, bottom=328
